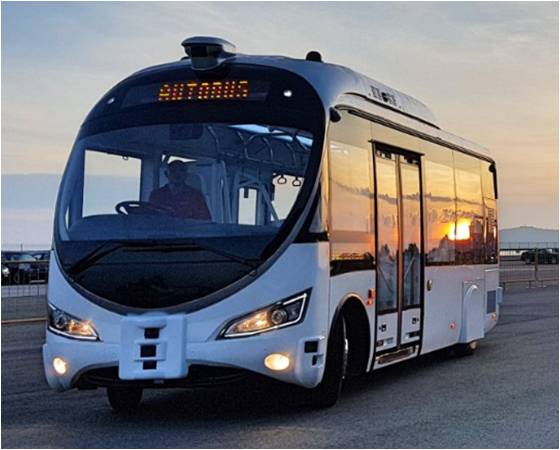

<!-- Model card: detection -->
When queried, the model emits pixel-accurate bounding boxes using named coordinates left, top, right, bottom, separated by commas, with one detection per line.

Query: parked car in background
left=520, top=248, right=559, bottom=265
left=32, top=251, right=50, bottom=261
left=2, top=264, right=10, bottom=283
left=1, top=252, right=37, bottom=284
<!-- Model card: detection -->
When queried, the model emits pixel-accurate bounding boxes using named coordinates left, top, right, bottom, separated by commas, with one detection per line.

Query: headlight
left=221, top=290, right=309, bottom=338
left=47, top=304, right=99, bottom=341
left=2, top=266, right=9, bottom=276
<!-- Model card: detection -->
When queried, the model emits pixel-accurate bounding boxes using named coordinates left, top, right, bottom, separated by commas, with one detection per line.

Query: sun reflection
left=448, top=220, right=471, bottom=240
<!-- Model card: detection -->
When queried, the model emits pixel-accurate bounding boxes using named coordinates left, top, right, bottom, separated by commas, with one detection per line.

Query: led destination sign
left=157, top=80, right=249, bottom=102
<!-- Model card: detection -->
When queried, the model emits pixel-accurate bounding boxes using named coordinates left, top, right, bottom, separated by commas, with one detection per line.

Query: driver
left=149, top=160, right=211, bottom=220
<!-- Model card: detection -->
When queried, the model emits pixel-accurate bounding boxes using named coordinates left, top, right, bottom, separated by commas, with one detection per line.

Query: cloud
left=2, top=1, right=558, bottom=239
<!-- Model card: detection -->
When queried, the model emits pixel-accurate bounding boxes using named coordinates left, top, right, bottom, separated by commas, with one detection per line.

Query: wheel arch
left=331, top=294, right=372, bottom=376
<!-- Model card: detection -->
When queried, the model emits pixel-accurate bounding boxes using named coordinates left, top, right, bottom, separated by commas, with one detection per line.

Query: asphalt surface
left=2, top=285, right=558, bottom=448
left=1, top=295, right=46, bottom=321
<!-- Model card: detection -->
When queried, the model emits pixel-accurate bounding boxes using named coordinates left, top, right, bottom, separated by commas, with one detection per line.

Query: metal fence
left=499, top=246, right=559, bottom=287
left=1, top=258, right=49, bottom=299
left=2, top=260, right=49, bottom=284
left=500, top=241, right=558, bottom=250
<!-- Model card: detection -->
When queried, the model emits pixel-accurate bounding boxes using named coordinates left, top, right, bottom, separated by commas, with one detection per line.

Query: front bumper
left=43, top=321, right=327, bottom=392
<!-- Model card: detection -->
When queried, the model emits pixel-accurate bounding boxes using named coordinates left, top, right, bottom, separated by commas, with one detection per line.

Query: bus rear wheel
left=303, top=316, right=348, bottom=408
left=107, top=386, right=143, bottom=413
left=454, top=340, right=478, bottom=357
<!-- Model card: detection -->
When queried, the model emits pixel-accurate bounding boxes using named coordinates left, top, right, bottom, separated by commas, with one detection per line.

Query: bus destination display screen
left=157, top=80, right=249, bottom=102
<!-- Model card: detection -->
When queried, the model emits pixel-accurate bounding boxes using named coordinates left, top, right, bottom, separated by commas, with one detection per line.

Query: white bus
left=43, top=37, right=501, bottom=411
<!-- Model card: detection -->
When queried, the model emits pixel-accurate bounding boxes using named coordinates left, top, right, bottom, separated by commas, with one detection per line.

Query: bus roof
left=127, top=38, right=492, bottom=160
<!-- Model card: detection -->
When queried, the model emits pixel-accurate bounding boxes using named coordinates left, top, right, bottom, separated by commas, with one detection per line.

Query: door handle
left=379, top=324, right=387, bottom=332
left=412, top=317, right=419, bottom=324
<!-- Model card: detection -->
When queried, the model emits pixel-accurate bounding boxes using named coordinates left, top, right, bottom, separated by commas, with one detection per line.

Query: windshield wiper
left=66, top=240, right=261, bottom=278
left=66, top=240, right=156, bottom=277
left=128, top=242, right=261, bottom=272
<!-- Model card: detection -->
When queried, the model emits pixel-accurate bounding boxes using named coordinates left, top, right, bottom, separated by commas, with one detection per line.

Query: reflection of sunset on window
left=448, top=220, right=471, bottom=240
left=329, top=141, right=373, bottom=232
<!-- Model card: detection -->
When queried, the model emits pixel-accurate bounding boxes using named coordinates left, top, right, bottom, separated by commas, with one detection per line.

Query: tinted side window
left=454, top=152, right=484, bottom=265
left=425, top=154, right=456, bottom=265
left=328, top=112, right=374, bottom=271
left=481, top=161, right=498, bottom=264
left=376, top=152, right=399, bottom=311
left=481, top=161, right=496, bottom=200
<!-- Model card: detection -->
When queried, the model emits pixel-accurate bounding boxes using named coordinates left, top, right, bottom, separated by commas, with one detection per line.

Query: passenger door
left=374, top=145, right=423, bottom=360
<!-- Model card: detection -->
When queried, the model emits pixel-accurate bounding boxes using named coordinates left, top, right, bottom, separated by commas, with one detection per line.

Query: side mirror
left=329, top=108, right=341, bottom=123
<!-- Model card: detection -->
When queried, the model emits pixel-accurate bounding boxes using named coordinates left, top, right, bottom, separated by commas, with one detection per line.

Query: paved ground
left=1, top=295, right=46, bottom=321
left=2, top=285, right=558, bottom=448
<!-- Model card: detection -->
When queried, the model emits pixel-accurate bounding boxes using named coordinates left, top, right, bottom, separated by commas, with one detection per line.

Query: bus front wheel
left=303, top=316, right=348, bottom=408
left=107, top=386, right=143, bottom=413
left=454, top=340, right=478, bottom=357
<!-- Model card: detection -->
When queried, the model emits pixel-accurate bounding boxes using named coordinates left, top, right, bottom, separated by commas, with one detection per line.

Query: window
left=481, top=161, right=496, bottom=200
left=400, top=158, right=422, bottom=307
left=238, top=188, right=257, bottom=225
left=376, top=152, right=399, bottom=311
left=83, top=150, right=141, bottom=217
left=481, top=161, right=498, bottom=264
left=425, top=154, right=456, bottom=265
left=59, top=123, right=313, bottom=241
left=271, top=175, right=302, bottom=220
left=55, top=122, right=317, bottom=309
left=454, top=152, right=484, bottom=265
left=328, top=112, right=374, bottom=270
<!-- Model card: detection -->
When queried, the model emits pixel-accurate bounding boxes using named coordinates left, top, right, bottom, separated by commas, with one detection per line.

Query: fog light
left=53, top=357, right=68, bottom=375
left=264, top=353, right=290, bottom=371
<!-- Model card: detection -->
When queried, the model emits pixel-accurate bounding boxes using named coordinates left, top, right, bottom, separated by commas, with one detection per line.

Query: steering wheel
left=115, top=201, right=175, bottom=216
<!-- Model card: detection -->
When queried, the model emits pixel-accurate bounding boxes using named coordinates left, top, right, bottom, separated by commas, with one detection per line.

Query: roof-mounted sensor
left=306, top=51, right=323, bottom=62
left=181, top=36, right=236, bottom=71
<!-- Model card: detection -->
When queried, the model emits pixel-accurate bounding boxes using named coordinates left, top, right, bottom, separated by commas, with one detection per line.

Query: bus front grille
left=75, top=364, right=249, bottom=389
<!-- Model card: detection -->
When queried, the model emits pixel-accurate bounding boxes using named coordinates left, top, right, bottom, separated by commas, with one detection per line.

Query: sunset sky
left=2, top=2, right=558, bottom=247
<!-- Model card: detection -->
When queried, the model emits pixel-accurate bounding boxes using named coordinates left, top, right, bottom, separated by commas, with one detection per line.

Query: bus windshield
left=54, top=65, right=324, bottom=309
left=55, top=120, right=319, bottom=308
left=59, top=122, right=313, bottom=241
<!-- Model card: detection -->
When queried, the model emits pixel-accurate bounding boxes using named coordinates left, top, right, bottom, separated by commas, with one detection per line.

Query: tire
left=107, top=387, right=143, bottom=413
left=303, top=316, right=348, bottom=408
left=454, top=340, right=478, bottom=357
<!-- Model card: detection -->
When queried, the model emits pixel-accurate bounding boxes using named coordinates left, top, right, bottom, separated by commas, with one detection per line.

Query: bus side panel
left=459, top=278, right=485, bottom=343
left=484, top=266, right=500, bottom=333
left=421, top=265, right=486, bottom=355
